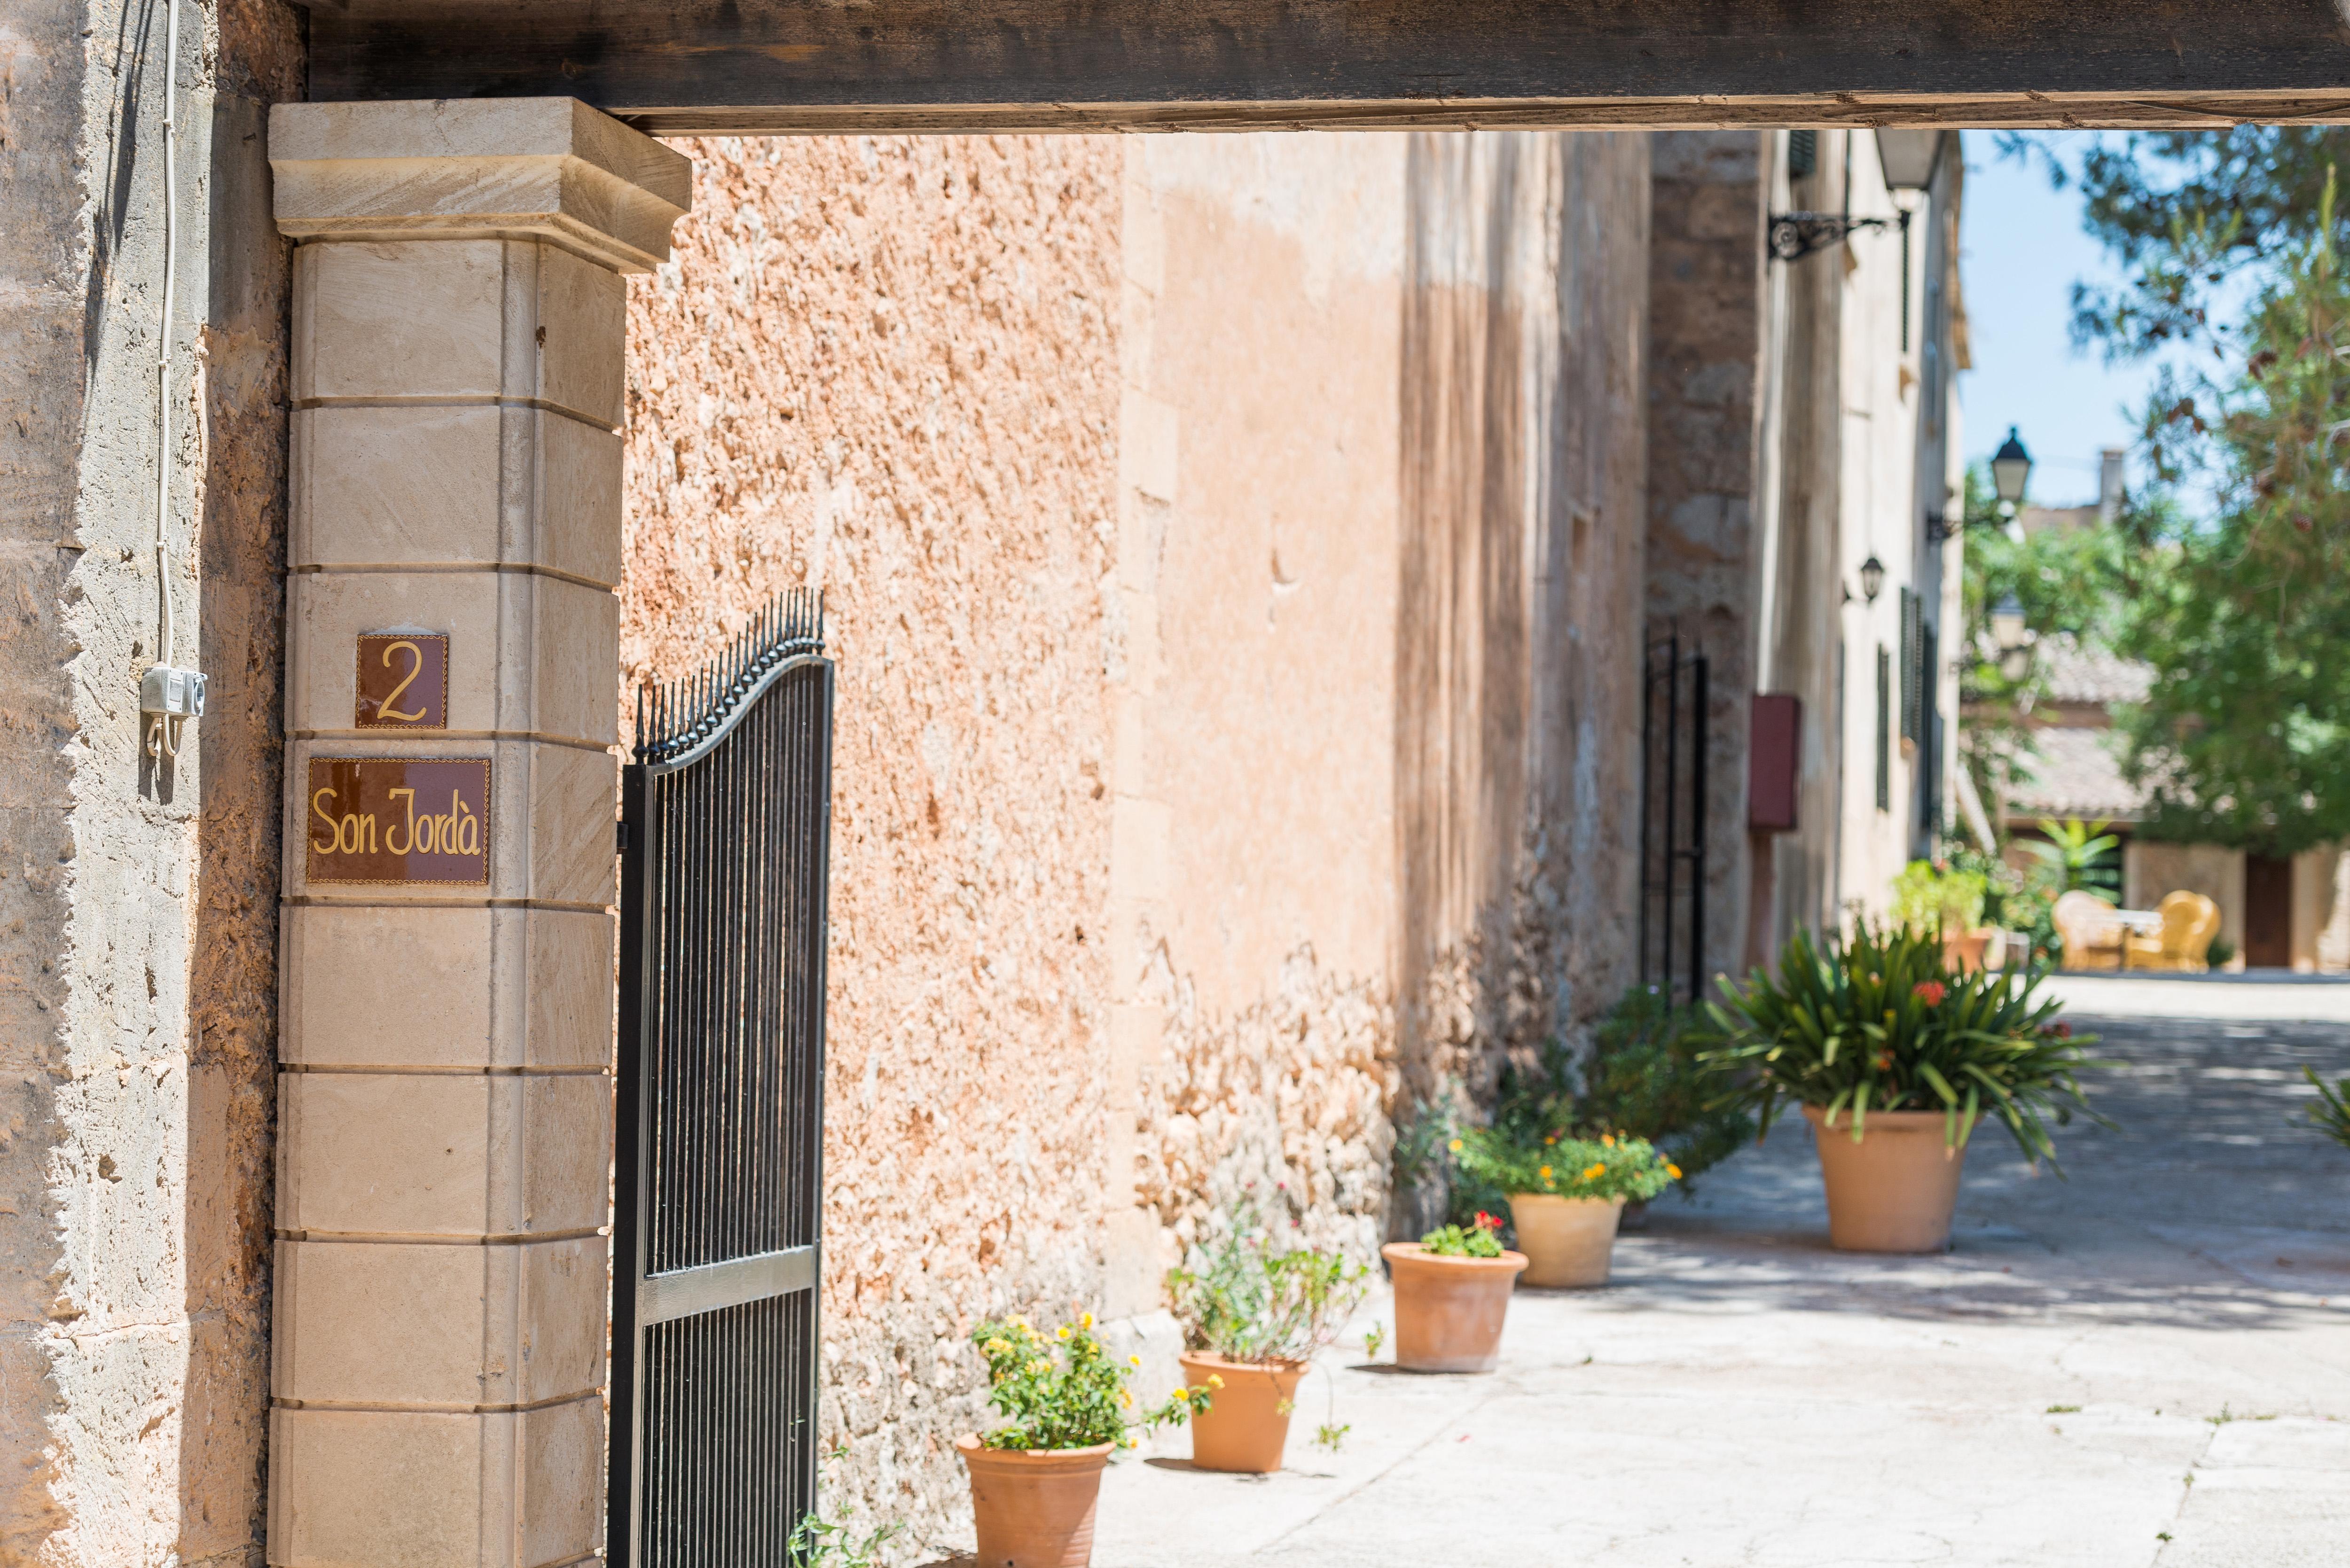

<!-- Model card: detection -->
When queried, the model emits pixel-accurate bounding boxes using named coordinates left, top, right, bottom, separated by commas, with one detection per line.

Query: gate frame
left=609, top=617, right=837, bottom=1566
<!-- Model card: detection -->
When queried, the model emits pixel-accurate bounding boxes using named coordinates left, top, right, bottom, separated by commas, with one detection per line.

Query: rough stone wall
left=1115, top=136, right=1411, bottom=1284
left=1646, top=131, right=1766, bottom=991
left=616, top=133, right=1124, bottom=1556
left=0, top=1, right=299, bottom=1563
left=1393, top=132, right=1651, bottom=1170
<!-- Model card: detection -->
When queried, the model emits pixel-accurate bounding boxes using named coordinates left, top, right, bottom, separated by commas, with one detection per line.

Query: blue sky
left=1957, top=132, right=2191, bottom=509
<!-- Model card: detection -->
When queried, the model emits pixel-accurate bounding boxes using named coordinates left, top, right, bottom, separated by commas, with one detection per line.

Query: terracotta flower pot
left=955, top=1435, right=1114, bottom=1568
left=1506, top=1193, right=1625, bottom=1287
left=1944, top=928, right=1992, bottom=974
left=1179, top=1351, right=1305, bottom=1473
left=1802, top=1104, right=1971, bottom=1254
left=1379, top=1242, right=1528, bottom=1372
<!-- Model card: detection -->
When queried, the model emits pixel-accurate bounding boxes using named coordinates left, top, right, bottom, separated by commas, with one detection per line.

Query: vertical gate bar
left=610, top=757, right=651, bottom=1568
left=1645, top=644, right=1664, bottom=987
left=1689, top=651, right=1709, bottom=1004
left=1662, top=632, right=1681, bottom=1000
left=802, top=658, right=835, bottom=1516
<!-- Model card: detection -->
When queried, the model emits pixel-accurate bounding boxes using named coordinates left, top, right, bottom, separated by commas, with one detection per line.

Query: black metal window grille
left=611, top=589, right=834, bottom=1568
left=1788, top=129, right=1817, bottom=181
left=1875, top=643, right=1892, bottom=813
left=1639, top=632, right=1709, bottom=1003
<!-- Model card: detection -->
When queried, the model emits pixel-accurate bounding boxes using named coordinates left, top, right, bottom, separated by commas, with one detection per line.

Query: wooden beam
left=305, top=0, right=2350, bottom=134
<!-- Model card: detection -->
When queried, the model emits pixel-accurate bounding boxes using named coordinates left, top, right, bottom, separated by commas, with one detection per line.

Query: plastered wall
left=1, top=0, right=301, bottom=1563
left=619, top=129, right=1653, bottom=1553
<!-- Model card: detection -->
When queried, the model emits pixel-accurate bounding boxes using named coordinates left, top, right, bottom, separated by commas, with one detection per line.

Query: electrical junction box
left=141, top=663, right=208, bottom=720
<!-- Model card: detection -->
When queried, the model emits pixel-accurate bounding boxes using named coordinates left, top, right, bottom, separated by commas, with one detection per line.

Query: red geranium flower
left=1912, top=980, right=1947, bottom=1006
left=1473, top=1211, right=1501, bottom=1232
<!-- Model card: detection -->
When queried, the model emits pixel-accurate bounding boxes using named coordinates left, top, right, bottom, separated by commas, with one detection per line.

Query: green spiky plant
left=1700, top=922, right=2107, bottom=1170
left=2303, top=1067, right=2350, bottom=1149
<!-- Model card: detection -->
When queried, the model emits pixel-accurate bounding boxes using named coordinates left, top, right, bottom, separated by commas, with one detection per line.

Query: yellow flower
left=1538, top=1166, right=1552, bottom=1180
left=1448, top=1138, right=1464, bottom=1153
left=1079, top=1311, right=1095, bottom=1330
left=1667, top=1163, right=1683, bottom=1179
left=1120, top=1389, right=1133, bottom=1407
left=1544, top=1135, right=1557, bottom=1146
left=1601, top=1134, right=1614, bottom=1147
left=1057, top=1325, right=1072, bottom=1341
left=984, top=1338, right=1010, bottom=1355
left=1128, top=1354, right=1142, bottom=1368
left=1582, top=1164, right=1605, bottom=1180
left=1207, top=1374, right=1225, bottom=1389
left=1028, top=1359, right=1048, bottom=1374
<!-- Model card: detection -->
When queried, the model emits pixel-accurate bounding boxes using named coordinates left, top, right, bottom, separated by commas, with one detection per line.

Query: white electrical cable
left=147, top=0, right=182, bottom=760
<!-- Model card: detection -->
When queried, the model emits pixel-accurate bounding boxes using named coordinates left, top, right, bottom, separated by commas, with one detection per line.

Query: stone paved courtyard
left=1066, top=983, right=2350, bottom=1567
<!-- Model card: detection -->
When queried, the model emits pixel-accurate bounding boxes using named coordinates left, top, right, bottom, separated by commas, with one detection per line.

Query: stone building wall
left=617, top=132, right=1127, bottom=1551
left=1, top=1, right=301, bottom=1563
left=622, top=128, right=1653, bottom=1553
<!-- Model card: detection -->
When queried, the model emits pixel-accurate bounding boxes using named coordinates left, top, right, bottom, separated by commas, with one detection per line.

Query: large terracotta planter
left=1802, top=1104, right=1971, bottom=1254
left=1380, top=1242, right=1528, bottom=1372
left=1944, top=928, right=1993, bottom=974
left=956, top=1435, right=1113, bottom=1568
left=1507, top=1194, right=1625, bottom=1287
left=1179, top=1351, right=1305, bottom=1473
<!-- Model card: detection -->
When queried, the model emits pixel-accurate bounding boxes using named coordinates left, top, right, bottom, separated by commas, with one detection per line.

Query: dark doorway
left=2243, top=854, right=2294, bottom=969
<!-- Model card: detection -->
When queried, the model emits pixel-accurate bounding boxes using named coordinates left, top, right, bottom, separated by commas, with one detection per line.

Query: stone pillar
left=266, top=101, right=689, bottom=1568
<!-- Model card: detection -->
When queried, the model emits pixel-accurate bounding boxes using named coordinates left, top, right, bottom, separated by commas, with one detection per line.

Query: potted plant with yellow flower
left=958, top=1313, right=1208, bottom=1568
left=1453, top=1126, right=1678, bottom=1287
left=1165, top=1200, right=1370, bottom=1473
left=1379, top=1211, right=1528, bottom=1372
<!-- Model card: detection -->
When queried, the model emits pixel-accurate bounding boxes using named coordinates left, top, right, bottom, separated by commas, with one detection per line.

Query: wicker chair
left=2053, top=890, right=2125, bottom=970
left=2124, top=890, right=2221, bottom=971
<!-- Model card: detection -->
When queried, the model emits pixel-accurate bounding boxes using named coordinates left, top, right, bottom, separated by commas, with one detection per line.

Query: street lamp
left=1991, top=426, right=2034, bottom=511
left=1991, top=595, right=2033, bottom=681
left=1858, top=554, right=1886, bottom=604
left=1875, top=130, right=1946, bottom=194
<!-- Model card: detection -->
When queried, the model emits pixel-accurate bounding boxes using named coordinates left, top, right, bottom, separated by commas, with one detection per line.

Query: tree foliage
left=2002, top=134, right=2350, bottom=854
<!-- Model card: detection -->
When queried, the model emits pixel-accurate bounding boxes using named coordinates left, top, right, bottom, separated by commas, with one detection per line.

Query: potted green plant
left=2303, top=1067, right=2350, bottom=1148
left=958, top=1314, right=1207, bottom=1568
left=1165, top=1204, right=1370, bottom=1473
left=1703, top=922, right=2104, bottom=1253
left=1453, top=1127, right=1676, bottom=1287
left=1380, top=1212, right=1527, bottom=1372
left=1893, top=858, right=1993, bottom=972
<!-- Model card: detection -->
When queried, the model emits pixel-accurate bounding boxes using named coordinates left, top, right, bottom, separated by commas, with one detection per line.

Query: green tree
left=2113, top=172, right=2350, bottom=854
left=1954, top=463, right=2131, bottom=830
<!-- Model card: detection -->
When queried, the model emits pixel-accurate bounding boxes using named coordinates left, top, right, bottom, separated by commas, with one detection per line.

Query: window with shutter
left=1899, top=588, right=1922, bottom=745
left=1875, top=644, right=1892, bottom=813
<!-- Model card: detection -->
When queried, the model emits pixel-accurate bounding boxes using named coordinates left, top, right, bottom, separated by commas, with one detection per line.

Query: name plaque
left=306, top=757, right=491, bottom=886
left=355, top=633, right=448, bottom=728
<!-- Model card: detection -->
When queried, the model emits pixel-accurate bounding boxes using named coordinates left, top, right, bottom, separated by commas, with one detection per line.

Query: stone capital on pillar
left=271, top=97, right=692, bottom=273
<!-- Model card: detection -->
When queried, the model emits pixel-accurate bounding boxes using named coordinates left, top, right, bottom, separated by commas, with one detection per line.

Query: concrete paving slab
left=1068, top=1007, right=2350, bottom=1567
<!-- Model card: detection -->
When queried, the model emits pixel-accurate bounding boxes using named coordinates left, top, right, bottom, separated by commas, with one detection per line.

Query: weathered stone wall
left=618, top=133, right=1126, bottom=1554
left=622, top=128, right=1654, bottom=1554
left=1647, top=131, right=1766, bottom=988
left=1393, top=132, right=1651, bottom=1164
left=0, top=0, right=301, bottom=1562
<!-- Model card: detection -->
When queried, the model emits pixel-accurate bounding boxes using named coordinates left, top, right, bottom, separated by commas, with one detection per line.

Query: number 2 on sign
left=376, top=639, right=428, bottom=723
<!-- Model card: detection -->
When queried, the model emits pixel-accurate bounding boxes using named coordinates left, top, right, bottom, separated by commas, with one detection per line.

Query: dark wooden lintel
left=303, top=1, right=2350, bottom=134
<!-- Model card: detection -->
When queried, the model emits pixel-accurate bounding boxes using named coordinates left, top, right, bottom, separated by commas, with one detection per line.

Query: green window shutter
left=1899, top=588, right=1922, bottom=744
left=1876, top=644, right=1892, bottom=813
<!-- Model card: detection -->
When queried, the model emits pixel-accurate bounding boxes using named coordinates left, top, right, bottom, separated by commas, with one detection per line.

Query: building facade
left=3, top=15, right=1963, bottom=1556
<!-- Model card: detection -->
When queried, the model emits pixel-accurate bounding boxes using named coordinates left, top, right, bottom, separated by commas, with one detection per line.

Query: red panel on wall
left=1749, top=693, right=1802, bottom=833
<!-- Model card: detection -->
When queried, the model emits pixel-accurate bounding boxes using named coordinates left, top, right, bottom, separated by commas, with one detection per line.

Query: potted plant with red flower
left=957, top=1313, right=1207, bottom=1568
left=1379, top=1212, right=1528, bottom=1372
left=1703, top=922, right=2105, bottom=1252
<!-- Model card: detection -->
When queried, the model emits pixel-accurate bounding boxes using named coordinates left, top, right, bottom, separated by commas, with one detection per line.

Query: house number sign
left=355, top=633, right=448, bottom=728
left=306, top=757, right=491, bottom=885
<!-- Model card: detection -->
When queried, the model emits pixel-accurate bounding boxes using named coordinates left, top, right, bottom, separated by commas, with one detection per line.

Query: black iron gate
left=1638, top=632, right=1709, bottom=1003
left=611, top=591, right=834, bottom=1567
